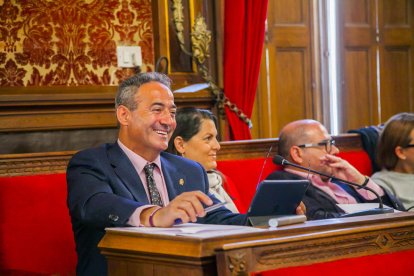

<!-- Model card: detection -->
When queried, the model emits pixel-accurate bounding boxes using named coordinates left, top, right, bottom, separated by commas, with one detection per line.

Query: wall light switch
left=117, top=46, right=142, bottom=68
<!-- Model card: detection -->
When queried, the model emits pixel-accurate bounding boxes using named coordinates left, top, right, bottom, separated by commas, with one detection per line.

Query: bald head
left=278, top=119, right=328, bottom=159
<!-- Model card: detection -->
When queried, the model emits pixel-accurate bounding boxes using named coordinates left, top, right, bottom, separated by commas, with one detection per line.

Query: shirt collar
left=117, top=139, right=162, bottom=172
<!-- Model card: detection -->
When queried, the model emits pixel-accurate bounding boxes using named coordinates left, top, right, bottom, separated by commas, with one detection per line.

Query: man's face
left=297, top=123, right=338, bottom=178
left=121, top=81, right=177, bottom=159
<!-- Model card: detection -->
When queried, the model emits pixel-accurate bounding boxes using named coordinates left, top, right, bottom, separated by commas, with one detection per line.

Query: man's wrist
left=140, top=206, right=161, bottom=227
left=148, top=207, right=162, bottom=227
left=359, top=176, right=370, bottom=188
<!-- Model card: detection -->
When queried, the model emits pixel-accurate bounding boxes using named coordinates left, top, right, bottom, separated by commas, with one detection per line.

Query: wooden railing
left=0, top=134, right=363, bottom=177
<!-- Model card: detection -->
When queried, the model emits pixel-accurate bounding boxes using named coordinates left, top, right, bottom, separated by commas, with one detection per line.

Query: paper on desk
left=107, top=223, right=266, bottom=238
left=337, top=203, right=396, bottom=213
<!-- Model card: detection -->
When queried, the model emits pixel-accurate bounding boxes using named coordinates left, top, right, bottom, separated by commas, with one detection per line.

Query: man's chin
left=157, top=142, right=169, bottom=151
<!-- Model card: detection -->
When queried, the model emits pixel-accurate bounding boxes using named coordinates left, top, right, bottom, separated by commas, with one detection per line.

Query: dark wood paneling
left=0, top=86, right=214, bottom=154
left=344, top=0, right=370, bottom=24
left=380, top=0, right=414, bottom=120
left=272, top=0, right=304, bottom=23
left=254, top=0, right=315, bottom=139
left=272, top=50, right=308, bottom=131
left=342, top=49, right=373, bottom=130
left=381, top=48, right=412, bottom=118
left=0, top=134, right=363, bottom=176
left=339, top=0, right=414, bottom=130
left=339, top=0, right=377, bottom=131
left=0, top=86, right=213, bottom=132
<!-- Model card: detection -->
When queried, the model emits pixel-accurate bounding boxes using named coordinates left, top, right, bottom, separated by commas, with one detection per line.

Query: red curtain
left=224, top=0, right=268, bottom=140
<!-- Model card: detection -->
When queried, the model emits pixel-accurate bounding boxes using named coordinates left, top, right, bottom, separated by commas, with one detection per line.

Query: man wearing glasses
left=266, top=119, right=403, bottom=220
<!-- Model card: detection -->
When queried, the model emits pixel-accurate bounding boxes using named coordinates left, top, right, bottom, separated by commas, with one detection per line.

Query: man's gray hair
left=115, top=72, right=172, bottom=110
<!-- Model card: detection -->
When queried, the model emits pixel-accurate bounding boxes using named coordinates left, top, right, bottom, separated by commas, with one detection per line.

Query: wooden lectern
left=99, top=212, right=414, bottom=275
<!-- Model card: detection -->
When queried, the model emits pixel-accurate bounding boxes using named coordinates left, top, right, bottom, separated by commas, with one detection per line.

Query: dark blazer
left=266, top=170, right=405, bottom=221
left=67, top=142, right=246, bottom=276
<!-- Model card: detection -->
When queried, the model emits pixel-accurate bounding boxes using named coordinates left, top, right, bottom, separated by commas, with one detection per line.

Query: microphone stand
left=277, top=158, right=394, bottom=217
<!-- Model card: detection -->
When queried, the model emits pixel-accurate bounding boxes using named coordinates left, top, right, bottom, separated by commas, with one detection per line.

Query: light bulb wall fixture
left=171, top=0, right=252, bottom=128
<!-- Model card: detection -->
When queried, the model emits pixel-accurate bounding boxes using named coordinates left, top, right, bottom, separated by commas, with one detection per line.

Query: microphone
left=273, top=155, right=394, bottom=217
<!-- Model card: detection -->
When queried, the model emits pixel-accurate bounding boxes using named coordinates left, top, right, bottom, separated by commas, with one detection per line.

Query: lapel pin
left=179, top=178, right=184, bottom=185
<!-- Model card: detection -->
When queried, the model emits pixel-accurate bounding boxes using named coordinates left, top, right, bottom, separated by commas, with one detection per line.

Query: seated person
left=266, top=119, right=404, bottom=220
left=372, top=112, right=414, bottom=211
left=67, top=72, right=305, bottom=275
left=66, top=73, right=246, bottom=275
left=166, top=107, right=240, bottom=213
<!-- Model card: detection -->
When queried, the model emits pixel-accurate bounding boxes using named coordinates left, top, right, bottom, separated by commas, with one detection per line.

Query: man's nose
left=331, top=144, right=340, bottom=155
left=159, top=111, right=175, bottom=125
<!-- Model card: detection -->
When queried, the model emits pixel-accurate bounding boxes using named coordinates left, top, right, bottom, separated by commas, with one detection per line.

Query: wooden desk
left=98, top=212, right=414, bottom=276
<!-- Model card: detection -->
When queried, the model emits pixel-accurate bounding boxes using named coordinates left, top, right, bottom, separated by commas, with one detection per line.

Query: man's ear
left=116, top=105, right=130, bottom=126
left=174, top=136, right=186, bottom=155
left=290, top=146, right=304, bottom=164
left=395, top=146, right=407, bottom=160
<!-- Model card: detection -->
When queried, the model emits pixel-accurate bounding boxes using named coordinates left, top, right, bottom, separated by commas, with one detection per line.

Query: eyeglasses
left=404, top=144, right=414, bottom=148
left=297, top=139, right=336, bottom=153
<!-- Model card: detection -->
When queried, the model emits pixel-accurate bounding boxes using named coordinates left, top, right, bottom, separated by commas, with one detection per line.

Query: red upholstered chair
left=337, top=150, right=373, bottom=176
left=0, top=174, right=77, bottom=275
left=217, top=157, right=279, bottom=214
left=257, top=249, right=414, bottom=276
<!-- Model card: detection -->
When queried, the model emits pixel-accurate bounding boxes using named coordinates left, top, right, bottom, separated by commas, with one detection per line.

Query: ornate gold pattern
left=171, top=0, right=190, bottom=56
left=170, top=0, right=252, bottom=128
left=0, top=0, right=154, bottom=86
left=191, top=15, right=211, bottom=65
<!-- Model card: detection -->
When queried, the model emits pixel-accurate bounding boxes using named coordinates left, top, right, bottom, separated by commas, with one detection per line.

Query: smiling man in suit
left=66, top=72, right=247, bottom=275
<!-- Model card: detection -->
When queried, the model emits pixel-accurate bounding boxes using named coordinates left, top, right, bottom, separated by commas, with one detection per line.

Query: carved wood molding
left=217, top=134, right=363, bottom=161
left=0, top=151, right=75, bottom=177
left=219, top=221, right=414, bottom=275
left=226, top=252, right=247, bottom=275
left=0, top=86, right=213, bottom=132
left=255, top=229, right=414, bottom=268
left=0, top=134, right=364, bottom=176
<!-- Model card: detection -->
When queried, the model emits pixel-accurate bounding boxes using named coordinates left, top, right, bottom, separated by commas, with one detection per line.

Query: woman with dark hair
left=166, top=107, right=240, bottom=213
left=372, top=112, right=414, bottom=211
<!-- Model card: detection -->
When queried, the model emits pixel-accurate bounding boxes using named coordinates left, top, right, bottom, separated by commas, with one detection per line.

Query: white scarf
left=207, top=171, right=239, bottom=213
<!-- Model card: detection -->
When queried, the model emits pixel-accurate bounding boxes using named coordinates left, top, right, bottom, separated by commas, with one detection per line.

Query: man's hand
left=320, top=154, right=366, bottom=185
left=296, top=201, right=306, bottom=215
left=142, top=191, right=213, bottom=227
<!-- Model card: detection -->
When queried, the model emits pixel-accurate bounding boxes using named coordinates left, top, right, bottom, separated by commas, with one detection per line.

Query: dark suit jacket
left=67, top=142, right=246, bottom=276
left=266, top=170, right=405, bottom=221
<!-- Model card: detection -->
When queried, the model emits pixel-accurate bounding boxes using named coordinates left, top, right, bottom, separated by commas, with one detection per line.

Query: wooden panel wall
left=339, top=0, right=377, bottom=131
left=0, top=86, right=213, bottom=154
left=252, top=0, right=317, bottom=138
left=339, top=0, right=414, bottom=131
left=0, top=134, right=363, bottom=177
left=380, top=0, right=414, bottom=121
left=0, top=0, right=218, bottom=154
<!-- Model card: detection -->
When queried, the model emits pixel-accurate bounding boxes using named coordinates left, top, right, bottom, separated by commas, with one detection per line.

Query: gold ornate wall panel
left=0, top=0, right=154, bottom=86
left=0, top=0, right=217, bottom=154
left=152, top=0, right=217, bottom=88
